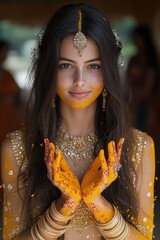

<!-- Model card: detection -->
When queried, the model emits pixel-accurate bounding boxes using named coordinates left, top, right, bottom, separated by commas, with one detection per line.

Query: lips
left=69, top=91, right=91, bottom=99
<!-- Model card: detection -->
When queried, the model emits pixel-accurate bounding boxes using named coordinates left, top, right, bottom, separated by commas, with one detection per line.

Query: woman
left=127, top=25, right=160, bottom=133
left=1, top=3, right=155, bottom=240
left=0, top=40, right=22, bottom=208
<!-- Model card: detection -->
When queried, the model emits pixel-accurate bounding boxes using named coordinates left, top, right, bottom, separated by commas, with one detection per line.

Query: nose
left=73, top=68, right=85, bottom=87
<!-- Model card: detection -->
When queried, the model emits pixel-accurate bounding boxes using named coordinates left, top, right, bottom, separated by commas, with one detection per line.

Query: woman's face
left=56, top=35, right=104, bottom=109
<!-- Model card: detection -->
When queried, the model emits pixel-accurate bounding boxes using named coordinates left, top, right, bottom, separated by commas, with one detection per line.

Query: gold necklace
left=55, top=126, right=98, bottom=165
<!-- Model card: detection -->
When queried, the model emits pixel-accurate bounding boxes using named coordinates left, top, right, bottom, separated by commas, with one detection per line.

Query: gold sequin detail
left=8, top=224, right=26, bottom=239
left=7, top=129, right=28, bottom=172
left=69, top=201, right=94, bottom=233
left=132, top=129, right=147, bottom=188
left=132, top=129, right=147, bottom=169
left=3, top=130, right=28, bottom=239
left=55, top=127, right=99, bottom=165
left=131, top=130, right=154, bottom=237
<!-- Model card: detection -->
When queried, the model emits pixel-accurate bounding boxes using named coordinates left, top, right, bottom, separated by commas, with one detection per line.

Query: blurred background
left=0, top=0, right=160, bottom=239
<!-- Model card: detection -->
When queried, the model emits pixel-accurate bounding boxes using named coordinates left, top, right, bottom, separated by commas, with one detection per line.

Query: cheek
left=87, top=71, right=103, bottom=87
left=90, top=79, right=104, bottom=92
left=57, top=73, right=70, bottom=91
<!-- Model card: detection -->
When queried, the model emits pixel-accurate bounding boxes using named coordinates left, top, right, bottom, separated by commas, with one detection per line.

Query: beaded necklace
left=55, top=126, right=99, bottom=166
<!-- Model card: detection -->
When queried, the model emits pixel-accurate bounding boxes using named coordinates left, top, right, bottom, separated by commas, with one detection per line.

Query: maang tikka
left=73, top=9, right=87, bottom=56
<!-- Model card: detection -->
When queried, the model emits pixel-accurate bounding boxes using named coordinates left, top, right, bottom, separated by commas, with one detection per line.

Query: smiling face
left=56, top=35, right=104, bottom=109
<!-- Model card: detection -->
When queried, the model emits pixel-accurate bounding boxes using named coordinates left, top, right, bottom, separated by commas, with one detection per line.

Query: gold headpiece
left=73, top=9, right=87, bottom=56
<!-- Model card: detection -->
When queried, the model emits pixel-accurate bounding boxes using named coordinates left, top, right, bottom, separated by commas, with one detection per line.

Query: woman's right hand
left=44, top=139, right=82, bottom=216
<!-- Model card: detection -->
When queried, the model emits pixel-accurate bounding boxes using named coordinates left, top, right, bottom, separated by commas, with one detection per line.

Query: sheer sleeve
left=135, top=132, right=155, bottom=239
left=1, top=130, right=28, bottom=240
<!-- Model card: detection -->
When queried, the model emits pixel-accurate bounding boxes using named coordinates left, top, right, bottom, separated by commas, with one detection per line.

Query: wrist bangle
left=95, top=205, right=130, bottom=240
left=30, top=201, right=71, bottom=239
left=50, top=201, right=73, bottom=222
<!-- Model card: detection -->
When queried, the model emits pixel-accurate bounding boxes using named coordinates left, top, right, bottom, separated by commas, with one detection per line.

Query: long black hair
left=21, top=3, right=138, bottom=227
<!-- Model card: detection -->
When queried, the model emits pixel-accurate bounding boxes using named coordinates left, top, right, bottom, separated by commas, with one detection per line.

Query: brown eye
left=88, top=64, right=101, bottom=69
left=59, top=63, right=72, bottom=69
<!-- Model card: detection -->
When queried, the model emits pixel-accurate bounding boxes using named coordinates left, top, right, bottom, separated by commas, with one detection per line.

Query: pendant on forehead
left=73, top=9, right=87, bottom=56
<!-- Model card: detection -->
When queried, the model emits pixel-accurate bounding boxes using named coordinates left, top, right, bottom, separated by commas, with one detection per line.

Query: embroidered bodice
left=1, top=129, right=155, bottom=240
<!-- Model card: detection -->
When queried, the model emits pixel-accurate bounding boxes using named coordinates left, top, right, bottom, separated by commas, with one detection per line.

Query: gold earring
left=102, top=89, right=107, bottom=112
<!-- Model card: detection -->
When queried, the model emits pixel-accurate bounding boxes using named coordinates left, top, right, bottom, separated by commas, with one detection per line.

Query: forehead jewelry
left=73, top=9, right=87, bottom=56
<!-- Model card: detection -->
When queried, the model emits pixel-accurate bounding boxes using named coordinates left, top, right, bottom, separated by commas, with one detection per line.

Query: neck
left=59, top=101, right=97, bottom=137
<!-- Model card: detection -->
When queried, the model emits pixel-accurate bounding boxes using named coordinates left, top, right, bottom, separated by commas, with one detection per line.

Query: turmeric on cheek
left=57, top=84, right=104, bottom=109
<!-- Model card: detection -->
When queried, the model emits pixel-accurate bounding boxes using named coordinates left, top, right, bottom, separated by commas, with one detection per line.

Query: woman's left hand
left=81, top=138, right=124, bottom=220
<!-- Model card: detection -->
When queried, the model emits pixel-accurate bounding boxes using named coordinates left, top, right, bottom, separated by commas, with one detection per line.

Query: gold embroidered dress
left=1, top=129, right=155, bottom=240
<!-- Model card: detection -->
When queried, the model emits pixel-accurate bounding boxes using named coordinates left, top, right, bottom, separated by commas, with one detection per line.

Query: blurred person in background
left=126, top=25, right=160, bottom=135
left=0, top=40, right=23, bottom=204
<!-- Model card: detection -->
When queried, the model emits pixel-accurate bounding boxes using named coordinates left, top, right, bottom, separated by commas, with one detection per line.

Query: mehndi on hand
left=44, top=138, right=82, bottom=216
left=81, top=138, right=124, bottom=222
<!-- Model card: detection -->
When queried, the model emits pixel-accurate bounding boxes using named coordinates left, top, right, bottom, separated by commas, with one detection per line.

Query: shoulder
left=141, top=132, right=155, bottom=173
left=133, top=128, right=154, bottom=158
left=1, top=135, right=18, bottom=183
left=133, top=129, right=155, bottom=178
left=132, top=129, right=155, bottom=172
left=1, top=129, right=27, bottom=182
left=1, top=136, right=14, bottom=160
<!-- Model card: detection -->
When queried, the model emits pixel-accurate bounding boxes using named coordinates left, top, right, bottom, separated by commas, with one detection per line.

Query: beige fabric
left=1, top=129, right=155, bottom=240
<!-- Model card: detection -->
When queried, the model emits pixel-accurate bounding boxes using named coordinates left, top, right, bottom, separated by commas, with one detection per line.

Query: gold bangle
left=38, top=217, right=66, bottom=238
left=96, top=205, right=119, bottom=229
left=45, top=209, right=69, bottom=230
left=30, top=225, right=37, bottom=240
left=34, top=223, right=45, bottom=240
left=30, top=201, right=71, bottom=239
left=50, top=201, right=74, bottom=222
left=95, top=205, right=130, bottom=240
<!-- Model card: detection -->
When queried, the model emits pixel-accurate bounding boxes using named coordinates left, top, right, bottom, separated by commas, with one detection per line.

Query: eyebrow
left=59, top=57, right=101, bottom=63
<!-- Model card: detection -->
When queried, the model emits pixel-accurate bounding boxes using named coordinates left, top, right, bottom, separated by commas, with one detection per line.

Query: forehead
left=59, top=35, right=100, bottom=60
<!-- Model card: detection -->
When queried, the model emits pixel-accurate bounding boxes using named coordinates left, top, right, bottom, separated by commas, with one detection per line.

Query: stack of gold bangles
left=31, top=201, right=73, bottom=239
left=95, top=205, right=130, bottom=240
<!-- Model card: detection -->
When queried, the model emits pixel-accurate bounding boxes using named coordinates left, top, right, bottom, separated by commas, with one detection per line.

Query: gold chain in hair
left=78, top=9, right=82, bottom=32
left=73, top=9, right=87, bottom=56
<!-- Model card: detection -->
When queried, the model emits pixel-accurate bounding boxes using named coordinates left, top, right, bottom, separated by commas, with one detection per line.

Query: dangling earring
left=102, top=89, right=107, bottom=112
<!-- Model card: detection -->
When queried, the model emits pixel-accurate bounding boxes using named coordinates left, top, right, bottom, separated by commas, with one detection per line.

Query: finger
left=44, top=142, right=55, bottom=180
left=50, top=142, right=56, bottom=156
left=99, top=149, right=108, bottom=171
left=116, top=138, right=125, bottom=161
left=99, top=149, right=109, bottom=182
left=108, top=142, right=122, bottom=181
left=89, top=154, right=101, bottom=170
left=108, top=141, right=121, bottom=172
left=52, top=147, right=61, bottom=173
left=44, top=138, right=50, bottom=162
left=108, top=141, right=117, bottom=164
left=60, top=157, right=71, bottom=172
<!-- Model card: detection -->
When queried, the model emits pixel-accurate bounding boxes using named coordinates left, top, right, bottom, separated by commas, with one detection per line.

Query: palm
left=81, top=139, right=124, bottom=203
left=44, top=139, right=81, bottom=203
